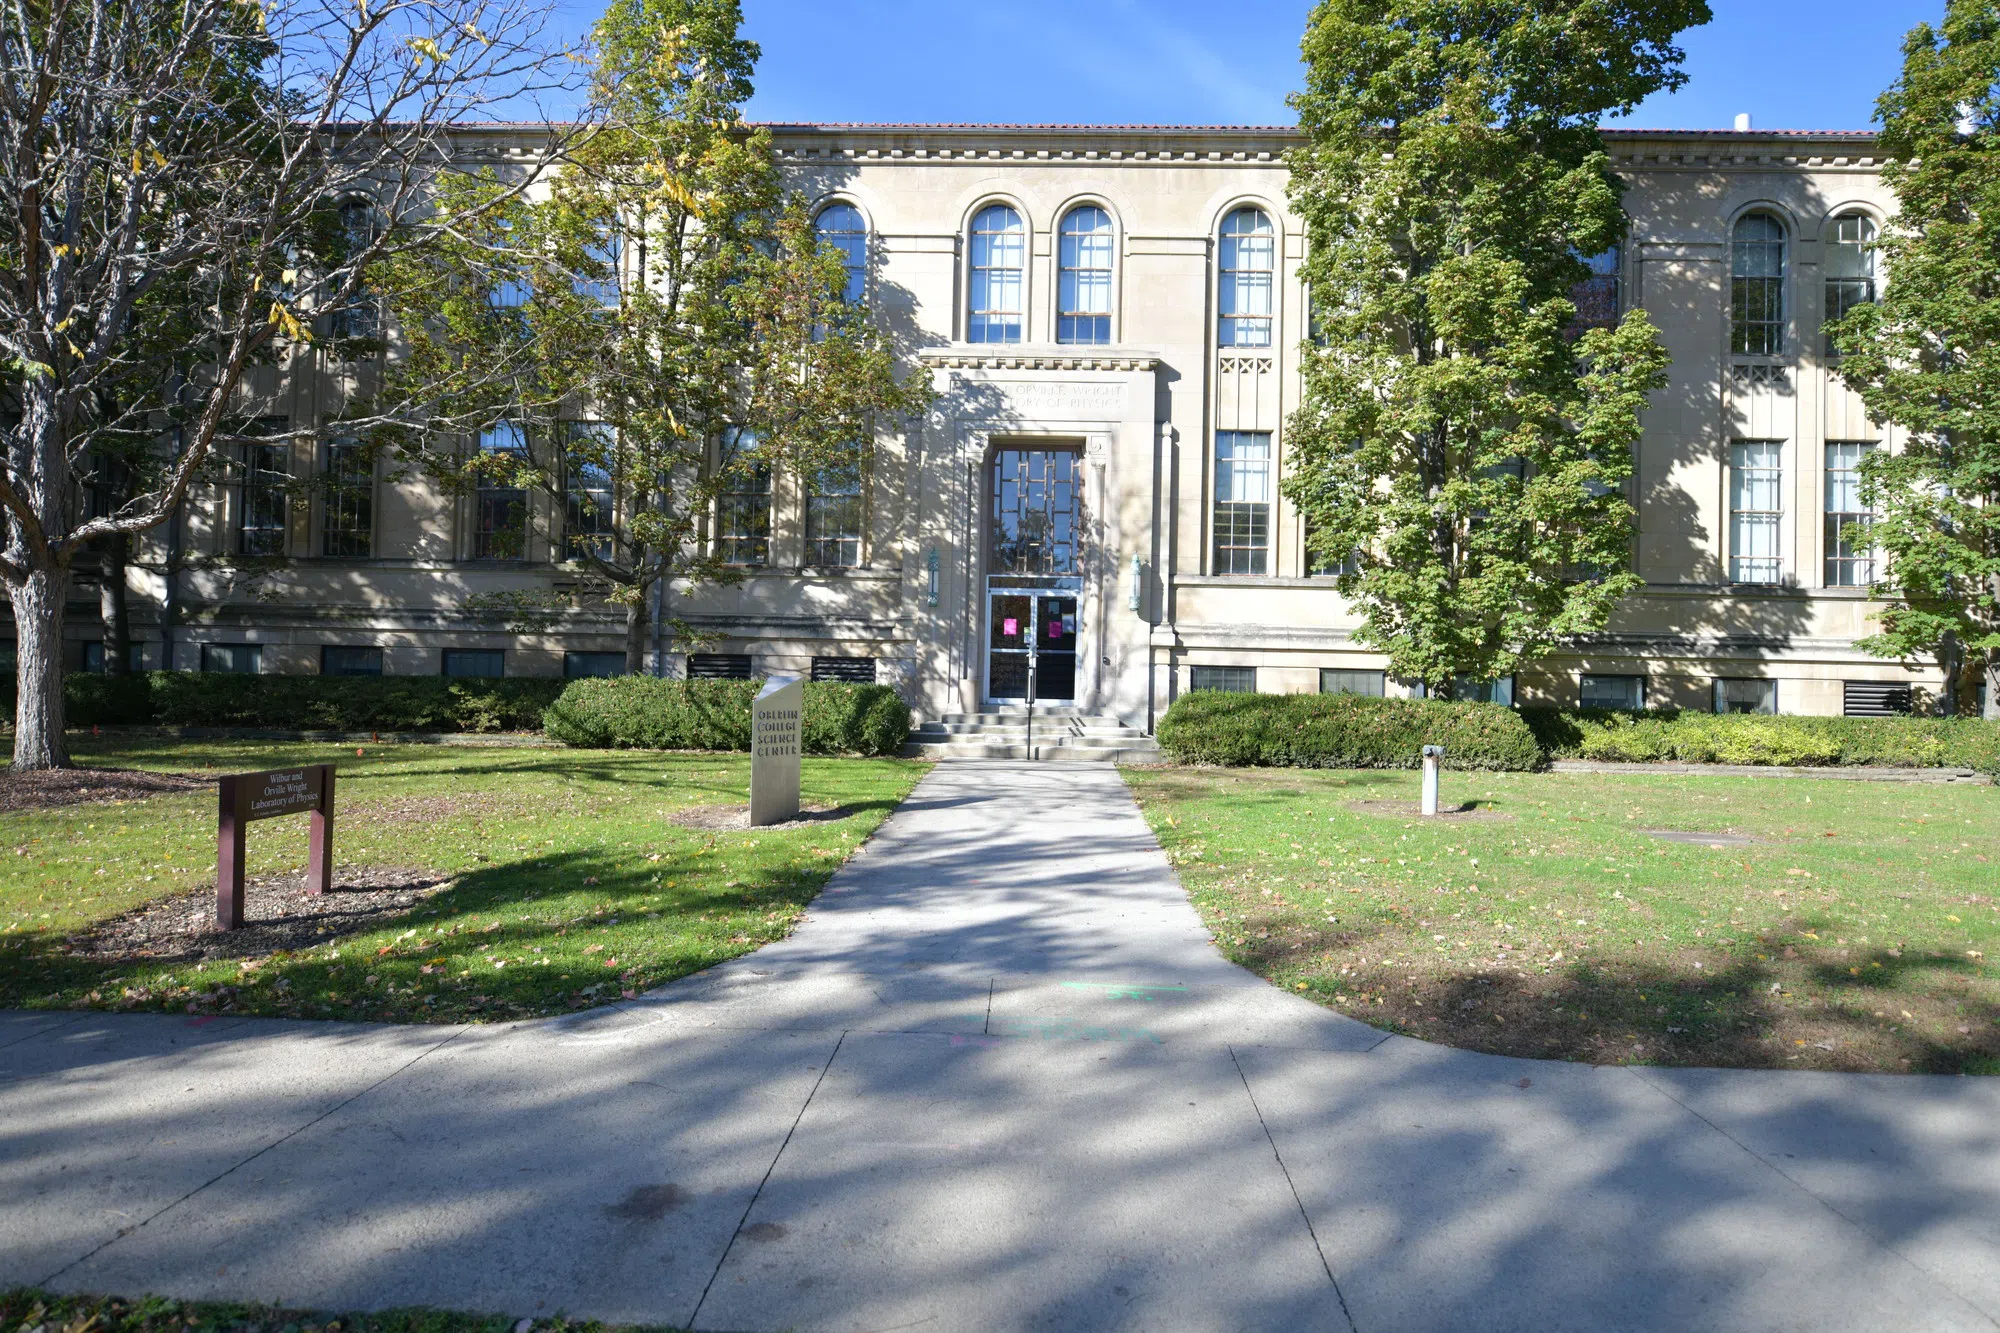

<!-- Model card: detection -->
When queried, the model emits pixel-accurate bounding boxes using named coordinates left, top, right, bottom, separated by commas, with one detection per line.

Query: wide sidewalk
left=3, top=761, right=1997, bottom=1332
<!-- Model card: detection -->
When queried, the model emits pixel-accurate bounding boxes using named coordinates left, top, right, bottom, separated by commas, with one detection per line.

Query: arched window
left=1824, top=212, right=1877, bottom=355
left=1058, top=206, right=1114, bottom=345
left=968, top=204, right=1025, bottom=344
left=1219, top=208, right=1275, bottom=347
left=1731, top=213, right=1786, bottom=356
left=814, top=203, right=868, bottom=304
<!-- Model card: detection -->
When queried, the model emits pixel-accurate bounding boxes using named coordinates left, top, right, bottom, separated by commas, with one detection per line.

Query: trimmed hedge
left=0, top=672, right=564, bottom=733
left=1523, top=707, right=2000, bottom=774
left=1156, top=690, right=1544, bottom=771
left=541, top=676, right=911, bottom=757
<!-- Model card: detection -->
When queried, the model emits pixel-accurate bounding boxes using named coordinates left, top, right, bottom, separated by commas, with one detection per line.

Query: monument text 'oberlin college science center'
left=72, top=123, right=1933, bottom=727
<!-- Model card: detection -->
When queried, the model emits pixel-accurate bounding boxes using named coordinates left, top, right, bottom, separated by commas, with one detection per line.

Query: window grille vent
left=811, top=657, right=877, bottom=684
left=1843, top=681, right=1913, bottom=717
left=688, top=653, right=754, bottom=681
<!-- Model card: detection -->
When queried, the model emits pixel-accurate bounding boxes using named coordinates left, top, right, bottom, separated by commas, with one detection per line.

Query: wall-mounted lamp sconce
left=925, top=548, right=940, bottom=607
left=1128, top=554, right=1144, bottom=612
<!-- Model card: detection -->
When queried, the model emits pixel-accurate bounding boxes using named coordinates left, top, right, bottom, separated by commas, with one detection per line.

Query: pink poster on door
left=1048, top=620, right=1063, bottom=639
left=1003, top=618, right=1019, bottom=636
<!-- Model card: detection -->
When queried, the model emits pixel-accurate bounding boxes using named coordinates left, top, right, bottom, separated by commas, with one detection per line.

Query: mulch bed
left=666, top=802, right=855, bottom=832
left=62, top=865, right=454, bottom=964
left=1346, top=799, right=1516, bottom=822
left=0, top=766, right=211, bottom=814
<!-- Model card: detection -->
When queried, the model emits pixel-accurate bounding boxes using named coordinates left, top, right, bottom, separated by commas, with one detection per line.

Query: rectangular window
left=806, top=460, right=864, bottom=568
left=236, top=426, right=290, bottom=557
left=488, top=216, right=530, bottom=309
left=1449, top=675, right=1515, bottom=706
left=572, top=227, right=620, bottom=307
left=1729, top=440, right=1784, bottom=584
left=1843, top=680, right=1913, bottom=717
left=1580, top=674, right=1646, bottom=710
left=322, top=645, right=383, bottom=676
left=1568, top=245, right=1621, bottom=337
left=1824, top=441, right=1876, bottom=587
left=1212, top=431, right=1272, bottom=576
left=475, top=421, right=528, bottom=561
left=1190, top=665, right=1256, bottom=693
left=442, top=649, right=504, bottom=678
left=1320, top=669, right=1385, bottom=697
left=564, top=651, right=626, bottom=679
left=688, top=652, right=754, bottom=680
left=1714, top=677, right=1778, bottom=715
left=715, top=428, right=770, bottom=566
left=81, top=642, right=146, bottom=673
left=564, top=422, right=615, bottom=563
left=811, top=656, right=878, bottom=683
left=201, top=643, right=261, bottom=674
left=330, top=299, right=378, bottom=341
left=323, top=437, right=373, bottom=558
left=1303, top=519, right=1357, bottom=577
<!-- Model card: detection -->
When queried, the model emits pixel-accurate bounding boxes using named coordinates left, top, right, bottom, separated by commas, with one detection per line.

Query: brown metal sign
left=216, top=763, right=336, bottom=929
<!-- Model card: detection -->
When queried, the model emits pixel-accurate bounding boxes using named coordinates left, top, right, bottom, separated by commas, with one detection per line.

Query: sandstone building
left=74, top=123, right=1943, bottom=726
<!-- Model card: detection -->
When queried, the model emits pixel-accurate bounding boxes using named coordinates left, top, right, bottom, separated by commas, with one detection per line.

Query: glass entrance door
left=987, top=592, right=1078, bottom=702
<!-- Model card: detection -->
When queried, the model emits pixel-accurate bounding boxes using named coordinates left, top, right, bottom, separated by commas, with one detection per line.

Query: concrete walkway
left=4, top=762, right=1998, bottom=1332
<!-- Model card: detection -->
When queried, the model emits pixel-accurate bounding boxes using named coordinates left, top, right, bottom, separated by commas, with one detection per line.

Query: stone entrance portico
left=911, top=351, right=1165, bottom=727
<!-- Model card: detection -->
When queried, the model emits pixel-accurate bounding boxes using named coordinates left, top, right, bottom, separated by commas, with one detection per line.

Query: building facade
left=74, top=123, right=1943, bottom=724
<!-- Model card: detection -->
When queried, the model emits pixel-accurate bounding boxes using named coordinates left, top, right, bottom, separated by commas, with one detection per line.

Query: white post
left=751, top=676, right=803, bottom=826
left=1421, top=745, right=1443, bottom=817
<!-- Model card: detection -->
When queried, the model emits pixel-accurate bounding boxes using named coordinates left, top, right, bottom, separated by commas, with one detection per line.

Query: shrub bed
left=1156, top=690, right=1543, bottom=771
left=1524, top=707, right=2000, bottom=773
left=541, top=676, right=911, bottom=756
left=0, top=672, right=564, bottom=733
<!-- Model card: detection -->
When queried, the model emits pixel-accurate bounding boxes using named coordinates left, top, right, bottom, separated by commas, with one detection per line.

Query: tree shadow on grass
left=0, top=805, right=904, bottom=1024
left=1245, top=919, right=2000, bottom=1074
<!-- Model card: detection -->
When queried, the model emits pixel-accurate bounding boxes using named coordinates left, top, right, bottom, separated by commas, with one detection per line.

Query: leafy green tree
left=1829, top=0, right=2000, bottom=717
left=1283, top=0, right=1702, bottom=697
left=376, top=0, right=928, bottom=671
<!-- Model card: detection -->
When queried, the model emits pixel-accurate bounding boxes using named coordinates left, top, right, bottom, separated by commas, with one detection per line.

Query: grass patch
left=0, top=738, right=925, bottom=1023
left=0, top=1288, right=680, bottom=1333
left=1124, top=765, right=2000, bottom=1074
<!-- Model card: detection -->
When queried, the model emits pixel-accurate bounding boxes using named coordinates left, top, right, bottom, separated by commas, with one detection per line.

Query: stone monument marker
left=751, top=675, right=804, bottom=826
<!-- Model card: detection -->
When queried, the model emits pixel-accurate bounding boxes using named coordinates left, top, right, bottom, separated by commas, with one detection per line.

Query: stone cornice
left=919, top=349, right=1162, bottom=372
left=762, top=123, right=1881, bottom=165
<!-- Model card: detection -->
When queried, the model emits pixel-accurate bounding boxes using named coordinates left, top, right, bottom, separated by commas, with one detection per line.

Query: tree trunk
left=11, top=566, right=71, bottom=770
left=1939, top=633, right=1962, bottom=717
left=1984, top=651, right=1999, bottom=721
left=624, top=591, right=649, bottom=675
left=100, top=536, right=130, bottom=675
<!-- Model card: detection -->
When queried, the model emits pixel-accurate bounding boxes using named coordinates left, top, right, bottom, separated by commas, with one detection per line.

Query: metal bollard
left=1420, top=745, right=1444, bottom=817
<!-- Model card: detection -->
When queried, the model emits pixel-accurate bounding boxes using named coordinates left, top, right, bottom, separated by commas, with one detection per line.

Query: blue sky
left=676, top=0, right=1938, bottom=131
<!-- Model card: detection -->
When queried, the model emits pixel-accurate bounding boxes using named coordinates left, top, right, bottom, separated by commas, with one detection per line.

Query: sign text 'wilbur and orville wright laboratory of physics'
left=215, top=764, right=337, bottom=929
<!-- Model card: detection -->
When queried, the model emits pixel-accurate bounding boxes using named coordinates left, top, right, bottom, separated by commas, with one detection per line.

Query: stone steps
left=904, top=709, right=1164, bottom=764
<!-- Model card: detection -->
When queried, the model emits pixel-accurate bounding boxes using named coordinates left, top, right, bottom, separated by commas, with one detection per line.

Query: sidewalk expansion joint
left=34, top=1024, right=471, bottom=1288
left=1628, top=1065, right=2000, bottom=1329
left=688, top=1029, right=848, bottom=1332
left=1229, top=1044, right=1359, bottom=1333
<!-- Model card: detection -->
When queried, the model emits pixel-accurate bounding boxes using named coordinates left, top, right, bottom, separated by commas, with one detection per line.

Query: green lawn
left=1124, top=765, right=2000, bottom=1074
left=0, top=739, right=925, bottom=1023
left=1, top=1288, right=679, bottom=1333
